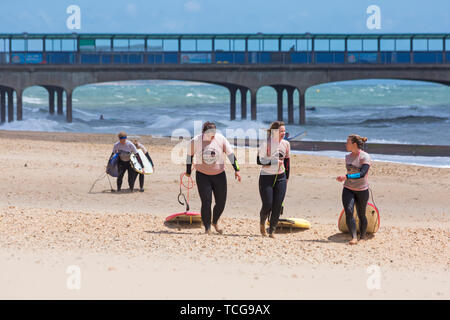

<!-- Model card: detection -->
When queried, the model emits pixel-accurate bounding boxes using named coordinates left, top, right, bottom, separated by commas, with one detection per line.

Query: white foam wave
left=23, top=96, right=46, bottom=105
left=0, top=118, right=61, bottom=132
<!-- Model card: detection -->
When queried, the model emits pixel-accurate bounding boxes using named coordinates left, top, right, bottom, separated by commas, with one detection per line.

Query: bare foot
left=205, top=228, right=212, bottom=235
left=269, top=233, right=275, bottom=239
left=359, top=234, right=367, bottom=242
left=349, top=238, right=358, bottom=245
left=212, top=223, right=223, bottom=235
left=260, top=224, right=267, bottom=237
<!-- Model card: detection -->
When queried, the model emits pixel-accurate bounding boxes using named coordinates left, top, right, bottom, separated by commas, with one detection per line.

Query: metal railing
left=1, top=50, right=448, bottom=65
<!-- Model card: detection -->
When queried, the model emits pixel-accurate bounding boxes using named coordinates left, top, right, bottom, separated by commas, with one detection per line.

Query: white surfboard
left=130, top=149, right=154, bottom=175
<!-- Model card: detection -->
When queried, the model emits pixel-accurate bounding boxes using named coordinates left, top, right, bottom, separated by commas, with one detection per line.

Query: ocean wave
left=23, top=96, right=46, bottom=105
left=0, top=118, right=61, bottom=132
left=361, top=115, right=448, bottom=125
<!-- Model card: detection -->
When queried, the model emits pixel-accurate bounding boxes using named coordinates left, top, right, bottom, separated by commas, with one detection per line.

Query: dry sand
left=0, top=130, right=449, bottom=299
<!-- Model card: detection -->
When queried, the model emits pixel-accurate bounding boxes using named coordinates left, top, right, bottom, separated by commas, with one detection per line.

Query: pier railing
left=1, top=50, right=448, bottom=65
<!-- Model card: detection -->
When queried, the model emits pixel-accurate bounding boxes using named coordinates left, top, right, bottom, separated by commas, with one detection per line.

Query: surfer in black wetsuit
left=336, top=134, right=371, bottom=245
left=111, top=131, right=138, bottom=192
left=257, top=121, right=290, bottom=238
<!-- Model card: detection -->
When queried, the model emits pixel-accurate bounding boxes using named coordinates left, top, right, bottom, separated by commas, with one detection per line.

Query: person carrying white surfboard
left=131, top=137, right=155, bottom=192
left=257, top=121, right=290, bottom=238
left=186, top=121, right=242, bottom=235
left=336, top=134, right=372, bottom=245
left=112, top=131, right=139, bottom=192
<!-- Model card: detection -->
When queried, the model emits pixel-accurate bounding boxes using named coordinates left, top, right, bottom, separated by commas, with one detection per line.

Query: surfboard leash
left=369, top=187, right=378, bottom=210
left=178, top=173, right=194, bottom=212
left=89, top=171, right=111, bottom=193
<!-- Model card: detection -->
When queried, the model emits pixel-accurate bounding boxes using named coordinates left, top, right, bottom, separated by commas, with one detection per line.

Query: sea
left=1, top=79, right=449, bottom=167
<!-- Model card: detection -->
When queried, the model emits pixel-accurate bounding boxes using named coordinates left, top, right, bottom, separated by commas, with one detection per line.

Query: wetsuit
left=112, top=140, right=138, bottom=191
left=186, top=133, right=239, bottom=231
left=257, top=138, right=291, bottom=234
left=342, top=150, right=371, bottom=239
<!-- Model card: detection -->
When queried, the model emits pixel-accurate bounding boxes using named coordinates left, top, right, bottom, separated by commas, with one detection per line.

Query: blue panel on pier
left=47, top=53, right=74, bottom=64
left=394, top=52, right=410, bottom=63
left=164, top=53, right=178, bottom=64
left=316, top=52, right=334, bottom=64
left=290, top=53, right=310, bottom=64
left=215, top=52, right=235, bottom=64
left=101, top=54, right=112, bottom=64
left=81, top=54, right=100, bottom=64
left=234, top=53, right=245, bottom=64
left=259, top=53, right=271, bottom=64
left=414, top=52, right=443, bottom=64
left=380, top=52, right=392, bottom=63
left=129, top=54, right=143, bottom=64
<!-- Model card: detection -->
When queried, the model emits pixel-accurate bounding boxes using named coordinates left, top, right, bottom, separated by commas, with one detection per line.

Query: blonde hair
left=118, top=131, right=127, bottom=138
left=348, top=134, right=368, bottom=149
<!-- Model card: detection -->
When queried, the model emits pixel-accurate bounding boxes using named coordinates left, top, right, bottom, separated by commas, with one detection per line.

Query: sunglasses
left=119, top=136, right=127, bottom=140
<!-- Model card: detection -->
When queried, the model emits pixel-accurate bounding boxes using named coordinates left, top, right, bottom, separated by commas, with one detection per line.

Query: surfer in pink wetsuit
left=185, top=121, right=241, bottom=235
left=336, top=134, right=371, bottom=245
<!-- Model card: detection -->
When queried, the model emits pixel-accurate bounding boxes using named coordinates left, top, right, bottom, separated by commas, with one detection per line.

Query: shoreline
left=2, top=129, right=450, bottom=157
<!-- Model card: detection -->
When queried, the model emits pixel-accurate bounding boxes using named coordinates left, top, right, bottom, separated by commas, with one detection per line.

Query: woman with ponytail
left=336, top=134, right=371, bottom=245
left=257, top=121, right=290, bottom=238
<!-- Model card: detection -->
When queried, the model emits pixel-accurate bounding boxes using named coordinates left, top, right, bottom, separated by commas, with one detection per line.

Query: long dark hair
left=267, top=121, right=285, bottom=138
left=266, top=121, right=285, bottom=155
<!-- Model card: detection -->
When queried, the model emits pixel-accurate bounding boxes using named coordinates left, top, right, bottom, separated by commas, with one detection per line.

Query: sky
left=0, top=0, right=448, bottom=34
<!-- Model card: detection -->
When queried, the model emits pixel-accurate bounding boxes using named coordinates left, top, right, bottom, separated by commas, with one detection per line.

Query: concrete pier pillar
left=274, top=86, right=284, bottom=121
left=0, top=90, right=5, bottom=123
left=48, top=88, right=55, bottom=115
left=66, top=90, right=73, bottom=123
left=56, top=88, right=64, bottom=115
left=7, top=89, right=14, bottom=122
left=250, top=89, right=257, bottom=121
left=298, top=89, right=306, bottom=125
left=16, top=90, right=23, bottom=121
left=287, top=87, right=295, bottom=124
left=240, top=87, right=247, bottom=120
left=229, top=87, right=237, bottom=121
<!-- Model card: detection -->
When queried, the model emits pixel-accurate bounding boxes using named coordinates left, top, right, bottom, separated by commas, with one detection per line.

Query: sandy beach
left=0, top=130, right=449, bottom=299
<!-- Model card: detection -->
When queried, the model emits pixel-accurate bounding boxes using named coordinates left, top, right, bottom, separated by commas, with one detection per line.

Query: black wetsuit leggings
left=342, top=187, right=369, bottom=239
left=196, top=171, right=227, bottom=231
left=259, top=172, right=287, bottom=234
left=117, top=159, right=136, bottom=191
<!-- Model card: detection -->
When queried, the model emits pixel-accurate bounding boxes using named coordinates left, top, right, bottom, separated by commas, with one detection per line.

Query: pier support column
left=47, top=87, right=55, bottom=115
left=0, top=89, right=5, bottom=123
left=56, top=88, right=64, bottom=115
left=7, top=89, right=14, bottom=122
left=250, top=89, right=257, bottom=121
left=274, top=86, right=284, bottom=121
left=287, top=87, right=295, bottom=124
left=240, top=87, right=248, bottom=120
left=66, top=89, right=73, bottom=123
left=298, top=89, right=306, bottom=125
left=229, top=87, right=237, bottom=121
left=16, top=89, right=23, bottom=121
